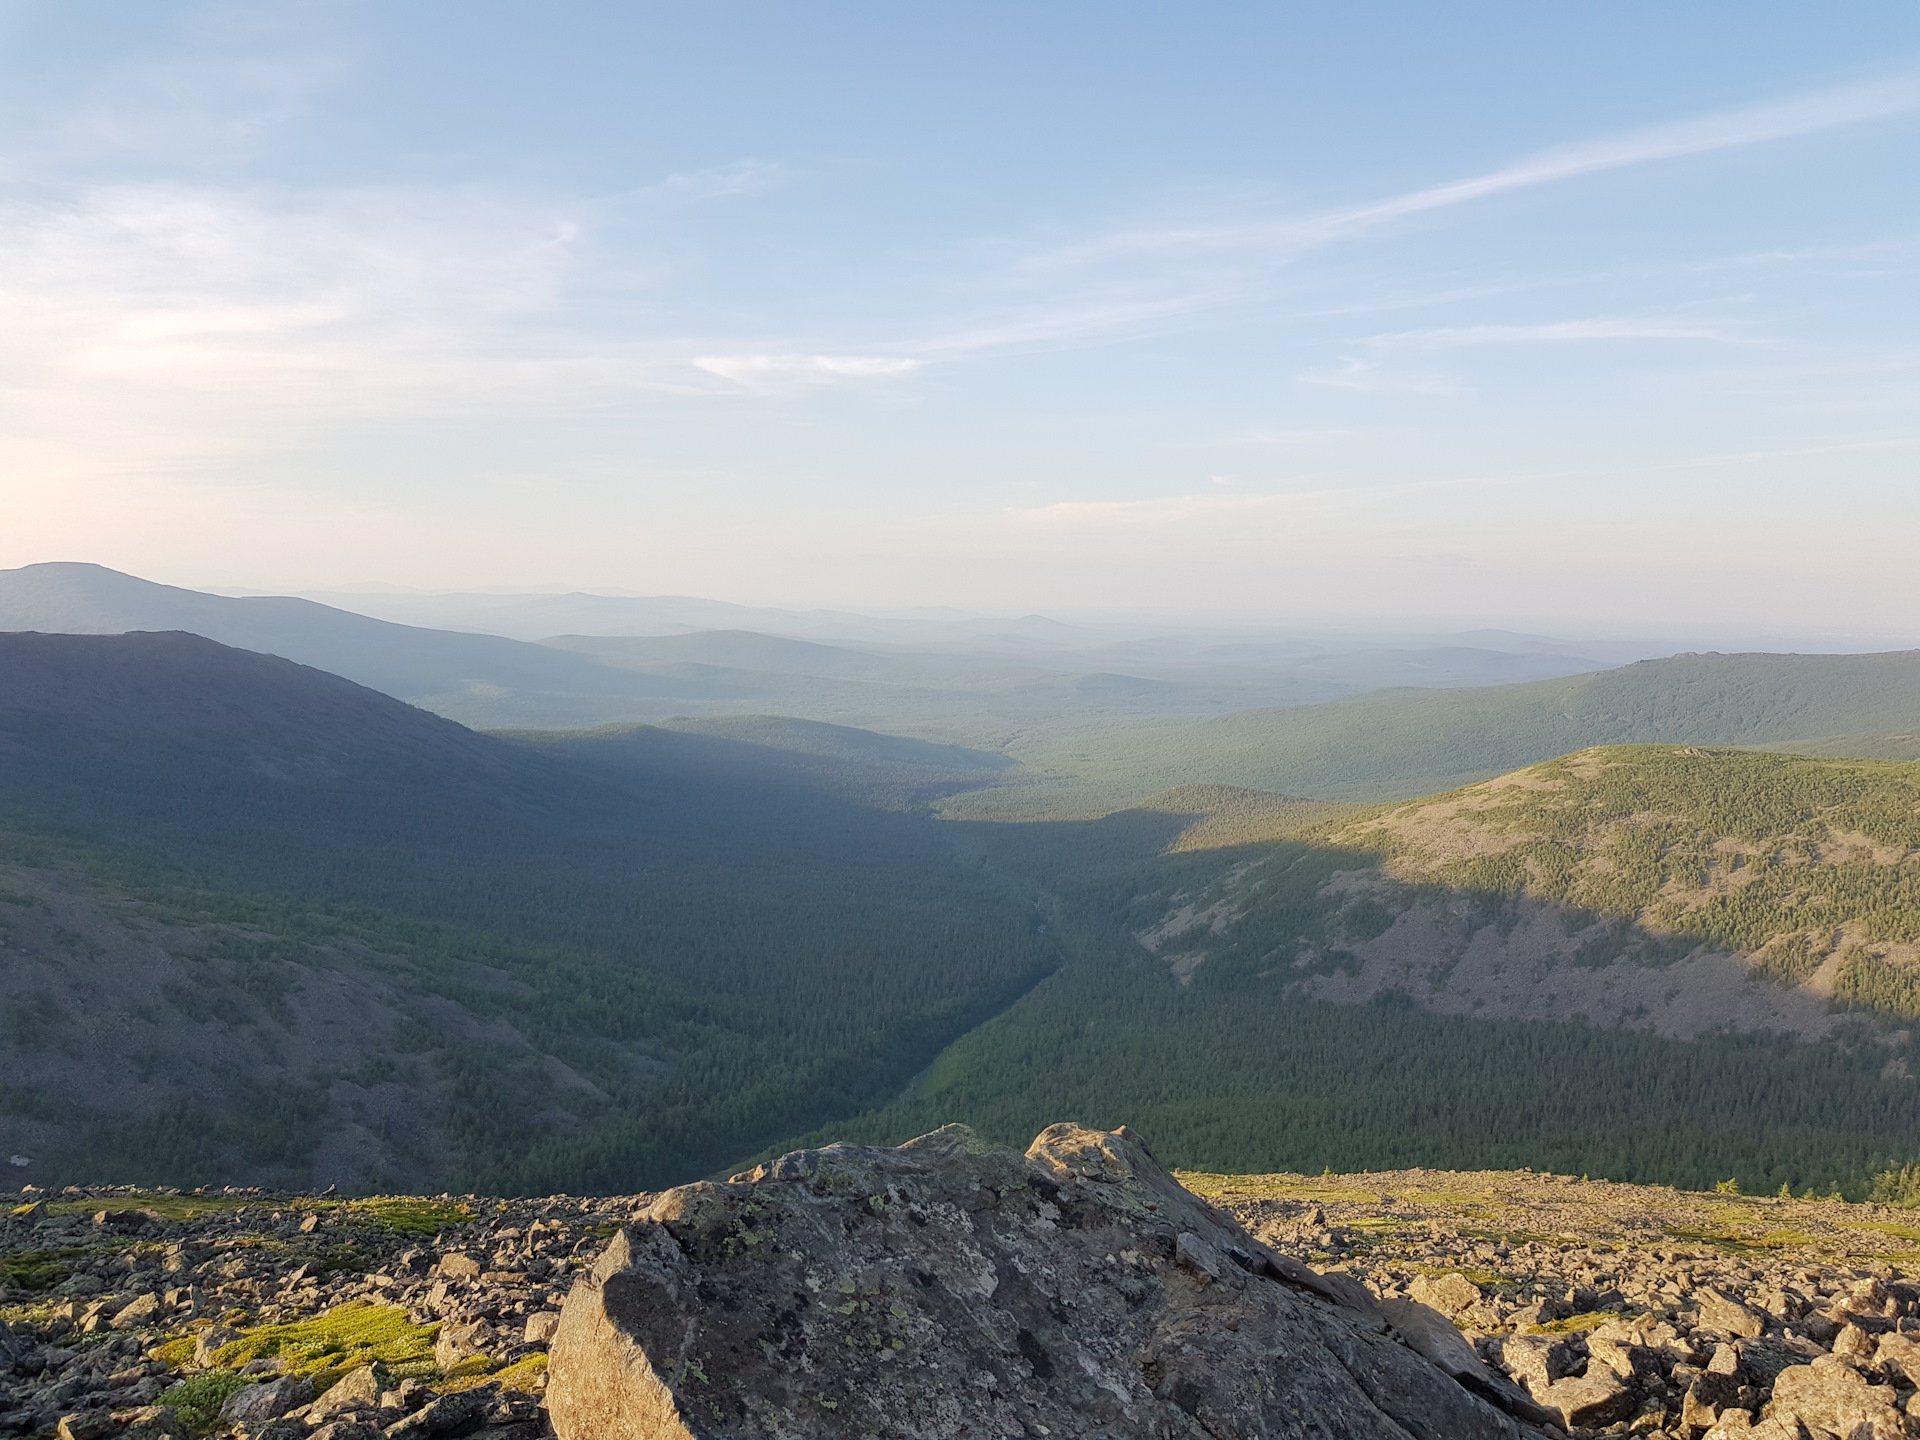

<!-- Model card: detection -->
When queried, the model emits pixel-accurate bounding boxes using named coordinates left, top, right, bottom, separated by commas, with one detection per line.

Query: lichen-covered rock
left=546, top=1123, right=1553, bottom=1439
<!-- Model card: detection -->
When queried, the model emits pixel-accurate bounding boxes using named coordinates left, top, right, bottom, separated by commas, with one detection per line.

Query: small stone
left=55, top=1413, right=116, bottom=1440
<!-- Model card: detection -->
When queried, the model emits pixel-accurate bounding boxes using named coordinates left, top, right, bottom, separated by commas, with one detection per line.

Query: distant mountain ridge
left=0, top=562, right=1653, bottom=743
left=988, top=648, right=1920, bottom=810
left=0, top=561, right=656, bottom=710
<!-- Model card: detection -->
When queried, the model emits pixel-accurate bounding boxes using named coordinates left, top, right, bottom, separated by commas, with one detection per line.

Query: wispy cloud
left=633, top=160, right=792, bottom=205
left=1026, top=71, right=1920, bottom=273
left=1363, top=315, right=1756, bottom=350
left=1298, top=357, right=1466, bottom=395
left=1010, top=490, right=1321, bottom=529
left=1232, top=426, right=1354, bottom=445
left=691, top=354, right=921, bottom=386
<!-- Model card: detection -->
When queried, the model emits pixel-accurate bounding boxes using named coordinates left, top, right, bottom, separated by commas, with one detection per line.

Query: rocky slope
left=9, top=1133, right=1920, bottom=1438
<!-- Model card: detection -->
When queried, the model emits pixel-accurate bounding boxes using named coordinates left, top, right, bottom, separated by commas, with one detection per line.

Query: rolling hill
left=978, top=648, right=1920, bottom=813
left=0, top=632, right=1058, bottom=1194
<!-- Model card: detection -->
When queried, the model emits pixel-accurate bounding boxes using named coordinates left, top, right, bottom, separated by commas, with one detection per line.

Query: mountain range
left=4, top=619, right=1920, bottom=1198
left=0, top=562, right=1649, bottom=742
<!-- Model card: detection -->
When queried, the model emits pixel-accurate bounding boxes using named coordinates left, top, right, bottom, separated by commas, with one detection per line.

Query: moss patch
left=341, top=1197, right=474, bottom=1236
left=212, top=1302, right=440, bottom=1392
left=1526, top=1309, right=1628, bottom=1335
left=160, top=1371, right=252, bottom=1433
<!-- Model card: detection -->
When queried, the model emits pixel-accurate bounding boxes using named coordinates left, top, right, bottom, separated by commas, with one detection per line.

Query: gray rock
left=434, top=1316, right=495, bottom=1370
left=1497, top=1333, right=1581, bottom=1395
left=220, top=1375, right=316, bottom=1426
left=382, top=1386, right=494, bottom=1440
left=109, top=1406, right=186, bottom=1440
left=522, top=1312, right=561, bottom=1346
left=1874, top=1329, right=1920, bottom=1386
left=311, top=1425, right=384, bottom=1440
left=194, top=1325, right=241, bottom=1367
left=547, top=1123, right=1553, bottom=1439
left=1536, top=1368, right=1636, bottom=1429
left=1377, top=1300, right=1562, bottom=1429
left=310, top=1366, right=382, bottom=1421
left=107, top=1293, right=160, bottom=1331
left=1408, top=1272, right=1482, bottom=1318
left=1698, top=1287, right=1767, bottom=1339
left=1764, top=1354, right=1904, bottom=1439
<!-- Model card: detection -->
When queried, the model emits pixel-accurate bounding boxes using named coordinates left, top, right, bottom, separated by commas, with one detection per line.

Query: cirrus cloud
left=691, top=353, right=922, bottom=386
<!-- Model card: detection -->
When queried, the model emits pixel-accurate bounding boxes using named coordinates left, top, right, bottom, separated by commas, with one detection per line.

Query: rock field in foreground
left=6, top=1131, right=1920, bottom=1438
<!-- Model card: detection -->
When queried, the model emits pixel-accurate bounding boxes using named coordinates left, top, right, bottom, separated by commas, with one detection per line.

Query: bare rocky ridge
left=11, top=1137, right=1920, bottom=1439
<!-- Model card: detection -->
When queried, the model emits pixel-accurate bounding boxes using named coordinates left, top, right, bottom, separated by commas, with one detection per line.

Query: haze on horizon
left=3, top=3, right=1917, bottom=636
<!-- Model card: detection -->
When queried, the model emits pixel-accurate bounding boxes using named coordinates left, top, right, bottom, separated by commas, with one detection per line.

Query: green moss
left=442, top=1352, right=547, bottom=1395
left=160, top=1371, right=251, bottom=1433
left=212, top=1303, right=440, bottom=1391
left=46, top=1193, right=252, bottom=1221
left=149, top=1334, right=198, bottom=1369
left=0, top=1246, right=87, bottom=1292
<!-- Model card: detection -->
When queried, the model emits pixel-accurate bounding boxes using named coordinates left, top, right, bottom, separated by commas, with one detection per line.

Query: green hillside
left=801, top=745, right=1920, bottom=1196
left=1343, top=745, right=1920, bottom=1010
left=979, top=649, right=1920, bottom=813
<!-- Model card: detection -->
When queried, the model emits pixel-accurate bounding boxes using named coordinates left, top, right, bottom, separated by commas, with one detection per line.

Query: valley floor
left=8, top=1167, right=1920, bottom=1438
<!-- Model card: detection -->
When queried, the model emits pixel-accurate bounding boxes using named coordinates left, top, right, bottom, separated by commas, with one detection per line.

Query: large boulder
left=547, top=1123, right=1557, bottom=1439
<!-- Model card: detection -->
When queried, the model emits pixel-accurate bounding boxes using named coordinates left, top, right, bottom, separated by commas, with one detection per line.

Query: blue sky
left=3, top=2, right=1917, bottom=635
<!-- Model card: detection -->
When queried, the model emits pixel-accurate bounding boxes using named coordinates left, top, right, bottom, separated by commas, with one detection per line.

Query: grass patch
left=443, top=1351, right=546, bottom=1395
left=1177, top=1172, right=1380, bottom=1206
left=45, top=1193, right=254, bottom=1221
left=160, top=1371, right=252, bottom=1433
left=0, top=1246, right=89, bottom=1292
left=1527, top=1309, right=1627, bottom=1335
left=1409, top=1264, right=1513, bottom=1288
left=1859, top=1220, right=1920, bottom=1243
left=212, top=1302, right=440, bottom=1392
left=341, top=1198, right=474, bottom=1237
left=1665, top=1222, right=1812, bottom=1254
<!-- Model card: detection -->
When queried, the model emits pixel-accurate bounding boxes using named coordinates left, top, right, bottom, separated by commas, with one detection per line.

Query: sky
left=2, top=2, right=1917, bottom=636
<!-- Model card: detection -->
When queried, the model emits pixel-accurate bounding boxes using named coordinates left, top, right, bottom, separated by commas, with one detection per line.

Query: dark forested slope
left=0, top=633, right=1056, bottom=1193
